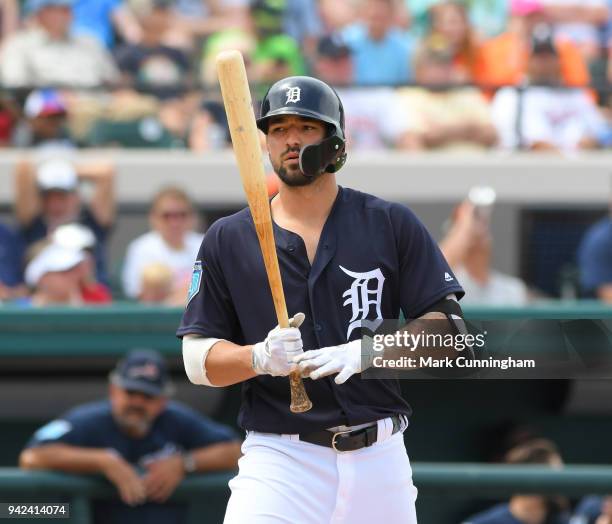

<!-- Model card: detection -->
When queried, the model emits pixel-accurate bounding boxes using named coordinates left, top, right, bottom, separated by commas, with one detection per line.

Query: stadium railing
left=1, top=302, right=611, bottom=356
left=1, top=464, right=612, bottom=523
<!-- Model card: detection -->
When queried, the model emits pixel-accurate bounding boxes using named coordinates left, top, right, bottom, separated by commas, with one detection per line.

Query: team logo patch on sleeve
left=187, top=260, right=203, bottom=305
left=34, top=419, right=72, bottom=441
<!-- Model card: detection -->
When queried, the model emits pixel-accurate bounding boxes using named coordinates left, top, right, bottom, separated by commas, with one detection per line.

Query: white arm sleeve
left=182, top=335, right=224, bottom=387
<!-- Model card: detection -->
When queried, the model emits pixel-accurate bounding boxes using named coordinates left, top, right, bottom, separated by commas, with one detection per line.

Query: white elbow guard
left=182, top=335, right=223, bottom=387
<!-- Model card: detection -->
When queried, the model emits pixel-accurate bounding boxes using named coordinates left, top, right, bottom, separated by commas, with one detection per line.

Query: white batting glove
left=252, top=313, right=305, bottom=377
left=293, top=339, right=371, bottom=385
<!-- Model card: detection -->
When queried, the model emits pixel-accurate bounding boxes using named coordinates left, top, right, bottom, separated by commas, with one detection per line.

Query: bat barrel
left=216, top=50, right=312, bottom=413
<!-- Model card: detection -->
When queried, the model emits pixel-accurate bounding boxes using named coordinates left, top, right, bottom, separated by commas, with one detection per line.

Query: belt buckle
left=331, top=429, right=354, bottom=452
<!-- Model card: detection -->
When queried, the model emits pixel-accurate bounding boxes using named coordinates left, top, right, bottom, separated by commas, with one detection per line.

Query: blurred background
left=0, top=0, right=611, bottom=522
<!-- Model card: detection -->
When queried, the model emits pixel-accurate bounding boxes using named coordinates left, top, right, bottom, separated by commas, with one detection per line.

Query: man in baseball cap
left=110, top=349, right=175, bottom=402
left=36, top=159, right=78, bottom=193
left=19, top=89, right=75, bottom=150
left=22, top=241, right=86, bottom=306
left=20, top=348, right=241, bottom=521
left=14, top=157, right=116, bottom=285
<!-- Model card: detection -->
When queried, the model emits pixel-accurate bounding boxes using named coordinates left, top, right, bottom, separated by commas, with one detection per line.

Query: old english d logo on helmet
left=256, top=76, right=347, bottom=177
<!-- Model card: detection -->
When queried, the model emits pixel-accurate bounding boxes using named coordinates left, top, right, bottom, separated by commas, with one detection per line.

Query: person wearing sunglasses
left=122, top=186, right=203, bottom=304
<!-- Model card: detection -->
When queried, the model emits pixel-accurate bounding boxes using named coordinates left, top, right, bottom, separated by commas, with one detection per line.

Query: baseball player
left=178, top=76, right=465, bottom=523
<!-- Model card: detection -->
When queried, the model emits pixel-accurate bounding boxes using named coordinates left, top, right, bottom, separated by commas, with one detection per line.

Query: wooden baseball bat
left=216, top=50, right=312, bottom=413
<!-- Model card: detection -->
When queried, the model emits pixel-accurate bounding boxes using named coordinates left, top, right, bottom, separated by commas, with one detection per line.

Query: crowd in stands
left=0, top=157, right=609, bottom=306
left=0, top=0, right=608, bottom=152
left=0, top=0, right=610, bottom=306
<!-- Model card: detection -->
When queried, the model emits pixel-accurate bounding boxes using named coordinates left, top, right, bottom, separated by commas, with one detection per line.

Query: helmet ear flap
left=299, top=135, right=345, bottom=177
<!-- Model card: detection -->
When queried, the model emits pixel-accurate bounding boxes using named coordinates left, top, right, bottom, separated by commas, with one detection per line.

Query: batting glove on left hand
left=293, top=339, right=371, bottom=385
left=252, top=313, right=305, bottom=377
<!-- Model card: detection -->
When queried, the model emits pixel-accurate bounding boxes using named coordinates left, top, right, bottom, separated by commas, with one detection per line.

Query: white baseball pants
left=223, top=419, right=418, bottom=524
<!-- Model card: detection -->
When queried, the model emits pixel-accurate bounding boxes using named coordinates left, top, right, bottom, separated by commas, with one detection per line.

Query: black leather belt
left=299, top=415, right=403, bottom=452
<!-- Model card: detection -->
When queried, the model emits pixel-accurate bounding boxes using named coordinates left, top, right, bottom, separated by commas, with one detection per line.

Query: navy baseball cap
left=109, top=349, right=174, bottom=397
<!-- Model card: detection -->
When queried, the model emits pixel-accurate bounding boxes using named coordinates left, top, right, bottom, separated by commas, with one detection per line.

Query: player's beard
left=272, top=147, right=323, bottom=187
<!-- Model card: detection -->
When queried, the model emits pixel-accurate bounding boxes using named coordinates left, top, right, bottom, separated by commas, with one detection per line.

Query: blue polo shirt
left=578, top=218, right=612, bottom=297
left=341, top=24, right=414, bottom=85
left=26, top=400, right=238, bottom=524
left=72, top=0, right=122, bottom=48
left=178, top=186, right=463, bottom=434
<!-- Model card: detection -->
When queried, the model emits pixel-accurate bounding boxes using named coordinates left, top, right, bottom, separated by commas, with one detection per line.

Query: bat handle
left=289, top=371, right=312, bottom=413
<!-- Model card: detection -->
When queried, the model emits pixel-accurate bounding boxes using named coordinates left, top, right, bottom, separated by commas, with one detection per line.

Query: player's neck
left=274, top=176, right=339, bottom=227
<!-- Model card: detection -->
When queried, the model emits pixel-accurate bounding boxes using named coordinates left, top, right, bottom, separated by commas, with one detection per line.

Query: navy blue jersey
left=26, top=400, right=238, bottom=524
left=178, top=186, right=463, bottom=433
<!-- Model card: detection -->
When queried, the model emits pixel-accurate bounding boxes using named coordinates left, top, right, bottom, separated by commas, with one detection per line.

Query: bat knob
left=289, top=372, right=312, bottom=413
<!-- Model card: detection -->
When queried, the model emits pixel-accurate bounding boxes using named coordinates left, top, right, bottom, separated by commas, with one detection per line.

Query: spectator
left=578, top=214, right=612, bottom=301
left=473, top=0, right=590, bottom=87
left=0, top=221, right=26, bottom=302
left=407, top=0, right=508, bottom=39
left=607, top=0, right=612, bottom=84
left=53, top=223, right=112, bottom=304
left=199, top=28, right=255, bottom=87
left=427, top=1, right=480, bottom=82
left=138, top=262, right=174, bottom=304
left=249, top=0, right=306, bottom=89
left=312, top=34, right=353, bottom=85
left=13, top=89, right=76, bottom=150
left=150, top=0, right=250, bottom=51
left=71, top=0, right=142, bottom=49
left=463, top=439, right=569, bottom=524
left=85, top=114, right=184, bottom=148
left=0, top=0, right=19, bottom=44
left=439, top=196, right=529, bottom=306
left=282, top=0, right=324, bottom=59
left=491, top=24, right=608, bottom=151
left=1, top=0, right=119, bottom=88
left=341, top=0, right=414, bottom=85
left=571, top=495, right=612, bottom=523
left=541, top=0, right=609, bottom=62
left=122, top=187, right=202, bottom=302
left=0, top=94, right=18, bottom=147
left=188, top=98, right=230, bottom=152
left=14, top=158, right=115, bottom=285
left=396, top=38, right=497, bottom=150
left=22, top=240, right=87, bottom=306
left=115, top=1, right=191, bottom=99
left=314, top=34, right=413, bottom=149
left=19, top=349, right=241, bottom=523
left=318, top=0, right=357, bottom=34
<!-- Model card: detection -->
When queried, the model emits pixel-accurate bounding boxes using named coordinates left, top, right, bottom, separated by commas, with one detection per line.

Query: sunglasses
left=158, top=210, right=190, bottom=220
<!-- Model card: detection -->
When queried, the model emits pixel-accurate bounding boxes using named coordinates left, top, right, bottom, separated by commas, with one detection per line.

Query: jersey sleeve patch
left=34, top=419, right=72, bottom=442
left=187, top=260, right=203, bottom=305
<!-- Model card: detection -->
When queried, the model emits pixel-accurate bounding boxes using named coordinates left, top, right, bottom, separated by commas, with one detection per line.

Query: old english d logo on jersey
left=340, top=265, right=385, bottom=340
left=187, top=260, right=203, bottom=305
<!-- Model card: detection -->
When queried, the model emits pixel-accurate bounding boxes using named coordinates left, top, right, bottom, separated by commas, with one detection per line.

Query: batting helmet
left=256, top=76, right=347, bottom=177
